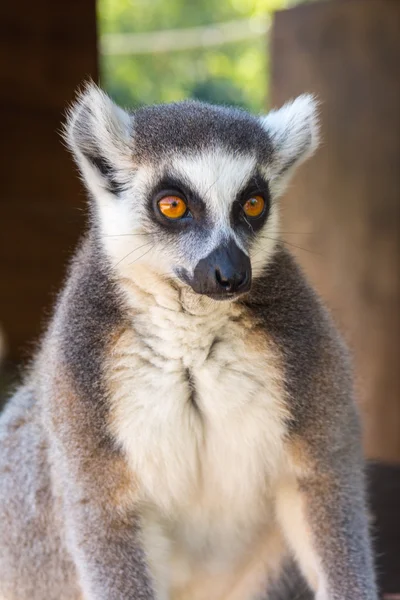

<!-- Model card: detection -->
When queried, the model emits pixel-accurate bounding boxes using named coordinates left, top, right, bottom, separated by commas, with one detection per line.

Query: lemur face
left=130, top=147, right=271, bottom=300
left=66, top=85, right=318, bottom=301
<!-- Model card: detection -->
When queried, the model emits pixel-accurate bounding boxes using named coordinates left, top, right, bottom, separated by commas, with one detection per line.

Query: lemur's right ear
left=65, top=82, right=134, bottom=197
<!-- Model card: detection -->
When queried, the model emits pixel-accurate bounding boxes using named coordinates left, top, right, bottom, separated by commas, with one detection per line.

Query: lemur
left=0, top=84, right=377, bottom=600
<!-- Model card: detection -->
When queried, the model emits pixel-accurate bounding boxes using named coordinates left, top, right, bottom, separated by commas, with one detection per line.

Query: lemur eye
left=243, top=195, right=265, bottom=218
left=158, top=196, right=188, bottom=219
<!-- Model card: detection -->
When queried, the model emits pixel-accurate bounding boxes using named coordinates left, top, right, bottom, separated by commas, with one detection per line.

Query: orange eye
left=243, top=195, right=265, bottom=218
left=158, top=196, right=188, bottom=219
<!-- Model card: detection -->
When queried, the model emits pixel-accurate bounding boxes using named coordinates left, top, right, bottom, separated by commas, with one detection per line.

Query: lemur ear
left=64, top=82, right=134, bottom=197
left=260, top=94, right=319, bottom=180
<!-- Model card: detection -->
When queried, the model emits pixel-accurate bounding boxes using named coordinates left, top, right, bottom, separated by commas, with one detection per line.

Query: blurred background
left=0, top=0, right=399, bottom=594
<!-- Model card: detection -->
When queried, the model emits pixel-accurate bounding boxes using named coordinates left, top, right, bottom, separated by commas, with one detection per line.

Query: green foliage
left=98, top=0, right=290, bottom=113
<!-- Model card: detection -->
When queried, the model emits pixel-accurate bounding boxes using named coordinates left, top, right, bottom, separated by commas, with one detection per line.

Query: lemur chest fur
left=108, top=293, right=289, bottom=538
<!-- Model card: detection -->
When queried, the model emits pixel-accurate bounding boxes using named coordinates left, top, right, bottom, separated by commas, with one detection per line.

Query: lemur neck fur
left=116, top=261, right=241, bottom=317
left=112, top=262, right=248, bottom=372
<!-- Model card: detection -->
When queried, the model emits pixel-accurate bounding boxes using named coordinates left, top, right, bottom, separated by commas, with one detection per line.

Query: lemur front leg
left=275, top=447, right=377, bottom=600
left=52, top=440, right=156, bottom=600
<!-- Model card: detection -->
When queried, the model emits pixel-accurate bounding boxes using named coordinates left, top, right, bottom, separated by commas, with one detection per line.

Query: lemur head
left=66, top=83, right=318, bottom=302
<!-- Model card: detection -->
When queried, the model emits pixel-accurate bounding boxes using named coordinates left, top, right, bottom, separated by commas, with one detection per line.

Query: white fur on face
left=97, top=148, right=281, bottom=287
left=170, top=148, right=256, bottom=231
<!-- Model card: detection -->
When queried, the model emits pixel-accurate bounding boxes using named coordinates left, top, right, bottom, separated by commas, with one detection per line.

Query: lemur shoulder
left=0, top=84, right=377, bottom=600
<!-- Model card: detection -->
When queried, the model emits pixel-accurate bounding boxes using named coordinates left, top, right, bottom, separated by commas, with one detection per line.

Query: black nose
left=215, top=265, right=248, bottom=293
left=189, top=239, right=252, bottom=299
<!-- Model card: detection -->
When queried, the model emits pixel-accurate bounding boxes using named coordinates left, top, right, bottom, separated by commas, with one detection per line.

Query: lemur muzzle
left=191, top=238, right=251, bottom=299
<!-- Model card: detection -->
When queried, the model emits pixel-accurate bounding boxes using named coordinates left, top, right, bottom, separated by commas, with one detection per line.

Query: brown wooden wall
left=270, top=0, right=400, bottom=461
left=0, top=0, right=98, bottom=361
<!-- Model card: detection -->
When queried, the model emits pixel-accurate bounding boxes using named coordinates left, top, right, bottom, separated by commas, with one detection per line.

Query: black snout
left=189, top=239, right=251, bottom=299
left=214, top=262, right=248, bottom=293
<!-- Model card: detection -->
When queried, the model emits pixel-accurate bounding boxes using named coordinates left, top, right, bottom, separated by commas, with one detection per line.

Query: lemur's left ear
left=260, top=94, right=320, bottom=179
left=64, top=82, right=133, bottom=198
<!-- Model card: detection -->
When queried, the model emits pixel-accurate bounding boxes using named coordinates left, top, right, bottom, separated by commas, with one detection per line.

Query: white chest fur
left=107, top=291, right=289, bottom=597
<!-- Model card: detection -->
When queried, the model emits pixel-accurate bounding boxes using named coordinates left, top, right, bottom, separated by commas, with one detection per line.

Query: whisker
left=258, top=236, right=321, bottom=256
left=243, top=214, right=254, bottom=234
left=281, top=239, right=322, bottom=256
left=233, top=196, right=257, bottom=234
left=275, top=231, right=317, bottom=235
left=128, top=245, right=156, bottom=266
left=251, top=259, right=269, bottom=267
left=203, top=173, right=223, bottom=200
left=251, top=247, right=267, bottom=259
left=102, top=233, right=150, bottom=238
left=113, top=241, right=154, bottom=268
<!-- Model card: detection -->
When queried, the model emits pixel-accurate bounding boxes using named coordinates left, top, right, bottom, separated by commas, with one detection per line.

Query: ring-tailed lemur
left=0, top=84, right=377, bottom=600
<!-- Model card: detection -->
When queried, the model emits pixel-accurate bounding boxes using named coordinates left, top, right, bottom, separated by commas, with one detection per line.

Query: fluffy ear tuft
left=260, top=94, right=320, bottom=179
left=64, top=82, right=134, bottom=197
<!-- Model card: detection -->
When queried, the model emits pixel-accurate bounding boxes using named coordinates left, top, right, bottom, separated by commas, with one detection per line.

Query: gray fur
left=131, top=101, right=273, bottom=164
left=249, top=249, right=376, bottom=598
left=0, top=85, right=377, bottom=599
left=265, top=560, right=313, bottom=600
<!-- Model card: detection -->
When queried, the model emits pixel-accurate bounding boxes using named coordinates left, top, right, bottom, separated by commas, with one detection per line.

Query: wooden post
left=0, top=0, right=98, bottom=361
left=270, top=0, right=400, bottom=461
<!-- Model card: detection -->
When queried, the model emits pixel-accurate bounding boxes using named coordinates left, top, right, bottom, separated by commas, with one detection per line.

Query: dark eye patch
left=147, top=173, right=207, bottom=232
left=231, top=173, right=270, bottom=233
